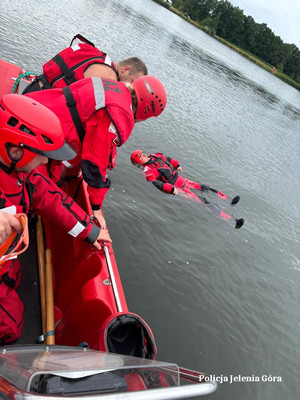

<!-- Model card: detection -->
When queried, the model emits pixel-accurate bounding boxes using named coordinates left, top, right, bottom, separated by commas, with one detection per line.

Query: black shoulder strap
left=70, top=34, right=95, bottom=47
left=37, top=73, right=52, bottom=89
left=149, top=154, right=172, bottom=168
left=62, top=86, right=85, bottom=143
left=52, top=54, right=77, bottom=85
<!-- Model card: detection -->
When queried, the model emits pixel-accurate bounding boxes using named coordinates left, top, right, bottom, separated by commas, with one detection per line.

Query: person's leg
left=191, top=182, right=240, bottom=205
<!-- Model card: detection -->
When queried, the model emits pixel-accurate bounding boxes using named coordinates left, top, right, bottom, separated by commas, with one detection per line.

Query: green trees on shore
left=158, top=0, right=300, bottom=84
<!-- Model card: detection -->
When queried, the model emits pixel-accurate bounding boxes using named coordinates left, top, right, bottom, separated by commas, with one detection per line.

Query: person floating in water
left=130, top=150, right=244, bottom=229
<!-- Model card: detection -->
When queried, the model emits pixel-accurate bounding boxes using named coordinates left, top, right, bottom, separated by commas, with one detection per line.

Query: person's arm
left=156, top=152, right=182, bottom=172
left=81, top=109, right=133, bottom=214
left=93, top=209, right=107, bottom=229
left=30, top=171, right=111, bottom=248
left=166, top=155, right=181, bottom=171
left=152, top=180, right=177, bottom=194
left=0, top=212, right=22, bottom=245
left=80, top=112, right=113, bottom=212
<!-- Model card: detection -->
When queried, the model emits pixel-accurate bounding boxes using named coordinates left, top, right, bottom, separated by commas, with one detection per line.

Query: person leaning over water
left=0, top=94, right=112, bottom=344
left=25, top=75, right=167, bottom=228
left=22, top=34, right=148, bottom=93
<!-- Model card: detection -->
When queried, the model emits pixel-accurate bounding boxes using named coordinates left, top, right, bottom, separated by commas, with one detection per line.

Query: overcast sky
left=229, top=0, right=300, bottom=47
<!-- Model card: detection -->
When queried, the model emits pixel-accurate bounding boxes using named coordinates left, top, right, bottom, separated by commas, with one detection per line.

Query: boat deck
left=15, top=217, right=42, bottom=345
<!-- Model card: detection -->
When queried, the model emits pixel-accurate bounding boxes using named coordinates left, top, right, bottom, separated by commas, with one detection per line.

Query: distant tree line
left=156, top=0, right=300, bottom=83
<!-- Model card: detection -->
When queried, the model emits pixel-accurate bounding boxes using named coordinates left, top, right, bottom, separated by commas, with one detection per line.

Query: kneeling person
left=0, top=94, right=111, bottom=344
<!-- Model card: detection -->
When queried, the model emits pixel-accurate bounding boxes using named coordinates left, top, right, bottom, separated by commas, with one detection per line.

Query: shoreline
left=155, top=1, right=300, bottom=91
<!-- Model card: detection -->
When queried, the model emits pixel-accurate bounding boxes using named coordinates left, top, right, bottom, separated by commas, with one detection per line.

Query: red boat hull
left=44, top=178, right=128, bottom=348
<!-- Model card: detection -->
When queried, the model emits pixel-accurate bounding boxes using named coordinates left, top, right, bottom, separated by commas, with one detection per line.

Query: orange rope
left=0, top=214, right=29, bottom=267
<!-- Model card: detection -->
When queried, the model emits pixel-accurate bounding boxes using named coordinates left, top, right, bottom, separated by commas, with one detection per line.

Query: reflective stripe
left=68, top=221, right=85, bottom=237
left=62, top=160, right=73, bottom=168
left=72, top=44, right=81, bottom=51
left=0, top=254, right=17, bottom=262
left=92, top=77, right=105, bottom=110
left=104, top=54, right=112, bottom=66
left=0, top=206, right=17, bottom=215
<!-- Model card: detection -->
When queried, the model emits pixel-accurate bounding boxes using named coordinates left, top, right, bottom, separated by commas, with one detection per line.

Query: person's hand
left=93, top=209, right=106, bottom=228
left=0, top=213, right=22, bottom=245
left=93, top=229, right=112, bottom=250
left=177, top=166, right=182, bottom=173
left=173, top=188, right=179, bottom=195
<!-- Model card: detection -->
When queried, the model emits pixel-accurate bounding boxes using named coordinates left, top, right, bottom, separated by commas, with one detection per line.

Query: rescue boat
left=0, top=58, right=218, bottom=398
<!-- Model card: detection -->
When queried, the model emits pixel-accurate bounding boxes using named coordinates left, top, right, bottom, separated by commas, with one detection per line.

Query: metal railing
left=0, top=368, right=217, bottom=399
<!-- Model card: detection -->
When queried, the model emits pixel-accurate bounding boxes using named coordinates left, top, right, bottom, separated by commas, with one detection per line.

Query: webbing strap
left=36, top=330, right=55, bottom=343
left=63, top=86, right=85, bottom=143
left=70, top=34, right=95, bottom=47
left=37, top=73, right=52, bottom=89
left=53, top=54, right=77, bottom=85
left=50, top=56, right=106, bottom=87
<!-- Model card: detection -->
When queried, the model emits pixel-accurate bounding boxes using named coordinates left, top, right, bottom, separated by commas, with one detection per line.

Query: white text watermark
left=200, top=374, right=282, bottom=384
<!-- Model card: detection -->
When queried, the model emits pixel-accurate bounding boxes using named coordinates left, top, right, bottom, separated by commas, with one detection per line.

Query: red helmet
left=0, top=94, right=76, bottom=168
left=130, top=149, right=143, bottom=166
left=132, top=76, right=167, bottom=121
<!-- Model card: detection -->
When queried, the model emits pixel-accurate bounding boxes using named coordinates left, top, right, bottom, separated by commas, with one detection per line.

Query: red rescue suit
left=26, top=77, right=134, bottom=210
left=142, top=154, right=238, bottom=225
left=143, top=153, right=201, bottom=196
left=0, top=167, right=98, bottom=242
left=42, top=42, right=118, bottom=89
left=0, top=164, right=100, bottom=344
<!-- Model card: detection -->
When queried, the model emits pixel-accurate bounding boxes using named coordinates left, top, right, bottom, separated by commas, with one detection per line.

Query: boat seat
left=125, top=373, right=147, bottom=391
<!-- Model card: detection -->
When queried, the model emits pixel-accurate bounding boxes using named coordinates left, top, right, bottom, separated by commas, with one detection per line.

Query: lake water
left=1, top=0, right=299, bottom=399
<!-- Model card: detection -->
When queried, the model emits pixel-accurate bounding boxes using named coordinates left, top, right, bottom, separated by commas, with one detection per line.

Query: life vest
left=25, top=77, right=134, bottom=170
left=42, top=42, right=118, bottom=89
left=147, top=154, right=179, bottom=184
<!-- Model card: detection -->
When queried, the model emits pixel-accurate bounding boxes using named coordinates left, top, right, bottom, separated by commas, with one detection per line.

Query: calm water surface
left=1, top=0, right=299, bottom=399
